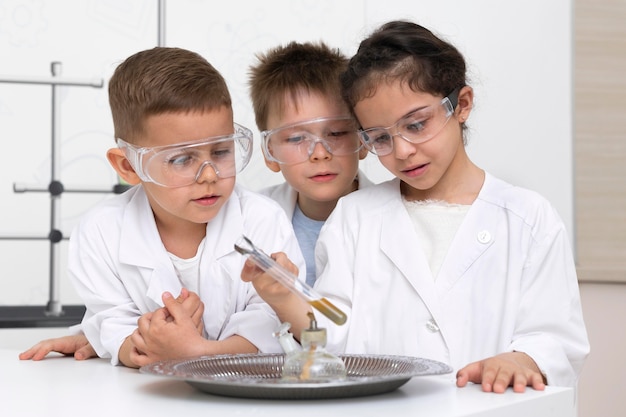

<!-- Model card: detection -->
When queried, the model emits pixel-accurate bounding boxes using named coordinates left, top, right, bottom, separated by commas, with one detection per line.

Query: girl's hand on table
left=456, top=351, right=546, bottom=393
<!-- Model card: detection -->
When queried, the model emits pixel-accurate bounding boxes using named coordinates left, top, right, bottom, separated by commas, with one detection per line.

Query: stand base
left=0, top=305, right=85, bottom=328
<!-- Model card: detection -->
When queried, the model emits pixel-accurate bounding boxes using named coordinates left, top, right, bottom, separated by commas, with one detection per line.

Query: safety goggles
left=358, top=88, right=460, bottom=156
left=261, top=116, right=362, bottom=165
left=116, top=123, right=253, bottom=187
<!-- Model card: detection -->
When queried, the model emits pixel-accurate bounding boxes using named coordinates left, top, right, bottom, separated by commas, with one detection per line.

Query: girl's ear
left=106, top=148, right=141, bottom=185
left=456, top=86, right=474, bottom=123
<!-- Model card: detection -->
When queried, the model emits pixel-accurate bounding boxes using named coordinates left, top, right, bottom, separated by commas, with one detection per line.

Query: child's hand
left=173, top=288, right=205, bottom=335
left=240, top=251, right=311, bottom=339
left=240, top=251, right=297, bottom=305
left=129, top=291, right=206, bottom=366
left=19, top=334, right=97, bottom=361
left=456, top=352, right=546, bottom=393
left=119, top=329, right=149, bottom=368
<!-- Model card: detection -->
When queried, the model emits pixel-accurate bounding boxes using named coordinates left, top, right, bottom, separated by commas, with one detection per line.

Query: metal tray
left=140, top=353, right=452, bottom=400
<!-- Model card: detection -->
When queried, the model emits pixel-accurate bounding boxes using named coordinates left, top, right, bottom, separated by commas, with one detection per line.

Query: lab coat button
left=477, top=230, right=491, bottom=244
left=426, top=319, right=440, bottom=332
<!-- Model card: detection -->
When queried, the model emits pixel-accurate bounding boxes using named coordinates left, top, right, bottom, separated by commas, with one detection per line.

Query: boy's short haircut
left=109, top=47, right=232, bottom=143
left=248, top=41, right=348, bottom=131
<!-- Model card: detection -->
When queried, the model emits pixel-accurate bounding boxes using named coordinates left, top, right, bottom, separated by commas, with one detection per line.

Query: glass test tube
left=234, top=236, right=347, bottom=326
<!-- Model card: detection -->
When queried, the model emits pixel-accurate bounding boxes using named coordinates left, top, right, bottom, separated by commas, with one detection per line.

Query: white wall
left=0, top=0, right=573, bottom=307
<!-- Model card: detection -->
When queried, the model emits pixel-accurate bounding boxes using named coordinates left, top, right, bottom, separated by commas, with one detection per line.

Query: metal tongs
left=234, top=235, right=347, bottom=325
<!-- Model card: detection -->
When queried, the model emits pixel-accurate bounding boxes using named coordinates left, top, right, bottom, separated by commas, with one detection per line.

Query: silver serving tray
left=140, top=353, right=452, bottom=400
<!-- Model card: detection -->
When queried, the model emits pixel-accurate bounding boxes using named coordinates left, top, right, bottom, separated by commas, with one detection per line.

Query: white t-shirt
left=168, top=237, right=206, bottom=294
left=403, top=199, right=470, bottom=279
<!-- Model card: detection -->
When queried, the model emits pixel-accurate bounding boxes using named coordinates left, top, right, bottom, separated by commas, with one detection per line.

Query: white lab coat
left=313, top=173, right=589, bottom=387
left=259, top=170, right=374, bottom=219
left=69, top=184, right=305, bottom=365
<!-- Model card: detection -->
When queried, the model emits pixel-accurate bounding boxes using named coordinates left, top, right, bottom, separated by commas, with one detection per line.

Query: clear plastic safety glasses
left=261, top=116, right=362, bottom=165
left=116, top=123, right=253, bottom=187
left=358, top=89, right=460, bottom=156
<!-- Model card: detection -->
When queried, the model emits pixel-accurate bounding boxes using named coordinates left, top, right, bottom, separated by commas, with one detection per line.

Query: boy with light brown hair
left=249, top=41, right=371, bottom=286
left=20, top=46, right=305, bottom=367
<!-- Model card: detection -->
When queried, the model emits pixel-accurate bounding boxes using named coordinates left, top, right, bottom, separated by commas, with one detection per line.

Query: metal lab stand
left=0, top=62, right=127, bottom=324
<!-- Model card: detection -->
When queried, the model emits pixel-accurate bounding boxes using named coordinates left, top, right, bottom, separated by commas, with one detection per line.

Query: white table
left=1, top=349, right=576, bottom=417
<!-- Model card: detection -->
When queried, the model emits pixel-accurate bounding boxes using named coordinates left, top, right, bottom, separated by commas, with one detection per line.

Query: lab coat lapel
left=118, top=187, right=182, bottom=306
left=272, top=182, right=299, bottom=220
left=379, top=198, right=443, bottom=312
left=201, top=188, right=245, bottom=264
left=199, top=191, right=243, bottom=338
left=436, top=182, right=497, bottom=293
left=378, top=186, right=451, bottom=347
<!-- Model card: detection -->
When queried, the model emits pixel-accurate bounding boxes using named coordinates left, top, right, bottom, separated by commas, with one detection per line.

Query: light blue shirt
left=292, top=204, right=325, bottom=286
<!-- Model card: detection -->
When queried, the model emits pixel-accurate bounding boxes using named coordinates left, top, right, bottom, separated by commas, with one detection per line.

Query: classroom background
left=0, top=1, right=623, bottom=416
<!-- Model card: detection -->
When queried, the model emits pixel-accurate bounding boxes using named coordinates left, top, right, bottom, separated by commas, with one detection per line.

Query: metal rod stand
left=1, top=4, right=164, bottom=324
left=0, top=63, right=110, bottom=317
